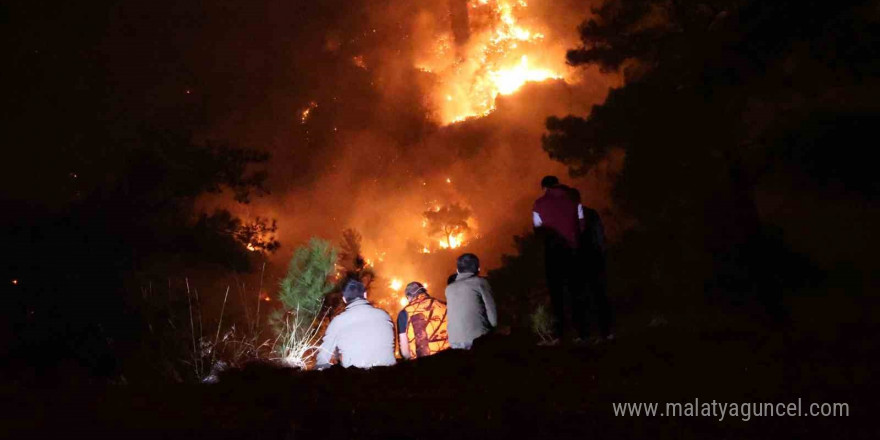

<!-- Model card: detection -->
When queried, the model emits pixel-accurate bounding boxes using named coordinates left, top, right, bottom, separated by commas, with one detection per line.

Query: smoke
left=192, top=0, right=621, bottom=308
left=449, top=0, right=472, bottom=47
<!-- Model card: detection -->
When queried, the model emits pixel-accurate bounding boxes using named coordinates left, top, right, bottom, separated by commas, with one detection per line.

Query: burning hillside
left=202, top=0, right=619, bottom=314
left=414, top=0, right=569, bottom=123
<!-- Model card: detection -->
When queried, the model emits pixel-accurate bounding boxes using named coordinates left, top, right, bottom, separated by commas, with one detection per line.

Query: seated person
left=445, top=253, right=497, bottom=350
left=316, top=279, right=396, bottom=368
left=397, top=281, right=449, bottom=359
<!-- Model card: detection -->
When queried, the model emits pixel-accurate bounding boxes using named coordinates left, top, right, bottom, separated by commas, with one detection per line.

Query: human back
left=316, top=280, right=396, bottom=368
left=402, top=291, right=449, bottom=358
left=533, top=180, right=580, bottom=250
left=445, top=254, right=497, bottom=348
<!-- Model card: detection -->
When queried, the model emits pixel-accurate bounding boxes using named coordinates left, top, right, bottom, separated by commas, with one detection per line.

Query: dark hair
left=541, top=175, right=559, bottom=189
left=456, top=253, right=480, bottom=274
left=342, top=279, right=366, bottom=302
left=446, top=273, right=458, bottom=285
left=405, top=281, right=426, bottom=298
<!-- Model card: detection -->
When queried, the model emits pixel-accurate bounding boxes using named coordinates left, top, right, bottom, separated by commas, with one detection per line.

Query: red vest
left=533, top=186, right=580, bottom=248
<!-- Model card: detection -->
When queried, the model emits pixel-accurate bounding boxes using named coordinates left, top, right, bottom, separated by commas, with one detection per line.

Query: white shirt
left=316, top=298, right=396, bottom=368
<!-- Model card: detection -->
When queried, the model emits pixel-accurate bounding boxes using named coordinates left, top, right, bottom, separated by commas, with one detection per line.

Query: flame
left=490, top=55, right=559, bottom=95
left=437, top=232, right=466, bottom=249
left=389, top=278, right=403, bottom=291
left=420, top=202, right=475, bottom=252
left=415, top=0, right=567, bottom=123
left=399, top=296, right=408, bottom=307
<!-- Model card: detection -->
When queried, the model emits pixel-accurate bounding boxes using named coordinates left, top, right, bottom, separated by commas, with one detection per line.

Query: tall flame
left=491, top=55, right=558, bottom=95
left=416, top=0, right=566, bottom=123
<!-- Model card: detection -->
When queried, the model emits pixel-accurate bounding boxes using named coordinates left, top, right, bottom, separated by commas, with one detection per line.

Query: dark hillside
left=4, top=309, right=874, bottom=439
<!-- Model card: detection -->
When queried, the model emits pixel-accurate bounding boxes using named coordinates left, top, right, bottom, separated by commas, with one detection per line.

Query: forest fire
left=421, top=203, right=475, bottom=252
left=437, top=233, right=466, bottom=250
left=389, top=278, right=403, bottom=292
left=9, top=0, right=874, bottom=436
left=491, top=55, right=560, bottom=95
left=415, top=0, right=568, bottom=123
left=353, top=198, right=478, bottom=316
left=217, top=0, right=603, bottom=317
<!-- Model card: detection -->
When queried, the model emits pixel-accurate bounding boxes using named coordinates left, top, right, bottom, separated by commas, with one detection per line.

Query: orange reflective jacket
left=403, top=294, right=449, bottom=358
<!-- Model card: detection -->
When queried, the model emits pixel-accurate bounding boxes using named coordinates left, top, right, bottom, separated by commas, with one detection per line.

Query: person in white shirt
left=315, top=280, right=396, bottom=369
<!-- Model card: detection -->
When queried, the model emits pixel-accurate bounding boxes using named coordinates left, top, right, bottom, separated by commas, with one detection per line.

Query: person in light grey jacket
left=316, top=280, right=396, bottom=369
left=445, top=253, right=497, bottom=349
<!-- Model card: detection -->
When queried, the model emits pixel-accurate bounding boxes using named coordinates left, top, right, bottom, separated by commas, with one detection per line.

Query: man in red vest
left=532, top=175, right=587, bottom=344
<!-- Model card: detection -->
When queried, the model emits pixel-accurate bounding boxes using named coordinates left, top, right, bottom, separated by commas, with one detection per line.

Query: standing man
left=316, top=280, right=396, bottom=368
left=533, top=175, right=586, bottom=343
left=445, top=253, right=497, bottom=349
left=397, top=282, right=449, bottom=360
left=570, top=187, right=614, bottom=341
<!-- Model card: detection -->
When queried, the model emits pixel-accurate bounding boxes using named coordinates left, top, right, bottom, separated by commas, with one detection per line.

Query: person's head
left=541, top=175, right=559, bottom=190
left=342, top=279, right=366, bottom=303
left=404, top=281, right=427, bottom=300
left=456, top=253, right=480, bottom=275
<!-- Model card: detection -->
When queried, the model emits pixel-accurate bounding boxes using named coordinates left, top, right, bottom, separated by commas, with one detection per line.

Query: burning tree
left=272, top=238, right=337, bottom=368
left=423, top=203, right=472, bottom=249
left=236, top=216, right=281, bottom=253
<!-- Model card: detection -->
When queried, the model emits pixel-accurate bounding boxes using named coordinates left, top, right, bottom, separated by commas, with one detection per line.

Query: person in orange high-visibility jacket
left=396, top=282, right=449, bottom=359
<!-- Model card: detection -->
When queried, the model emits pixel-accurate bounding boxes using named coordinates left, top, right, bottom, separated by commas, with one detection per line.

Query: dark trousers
left=545, top=246, right=587, bottom=340
left=581, top=253, right=613, bottom=338
left=546, top=247, right=614, bottom=340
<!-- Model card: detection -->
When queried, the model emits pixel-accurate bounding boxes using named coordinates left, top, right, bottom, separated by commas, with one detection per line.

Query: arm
left=578, top=204, right=586, bottom=233
left=481, top=280, right=498, bottom=328
left=398, top=334, right=411, bottom=359
left=532, top=211, right=542, bottom=228
left=315, top=320, right=338, bottom=366
left=396, top=310, right=411, bottom=359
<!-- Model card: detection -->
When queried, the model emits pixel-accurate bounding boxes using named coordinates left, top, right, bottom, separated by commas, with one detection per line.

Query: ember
left=300, top=101, right=318, bottom=124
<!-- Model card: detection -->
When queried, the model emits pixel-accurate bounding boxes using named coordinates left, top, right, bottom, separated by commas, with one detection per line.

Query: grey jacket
left=316, top=298, right=396, bottom=368
left=444, top=272, right=497, bottom=346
